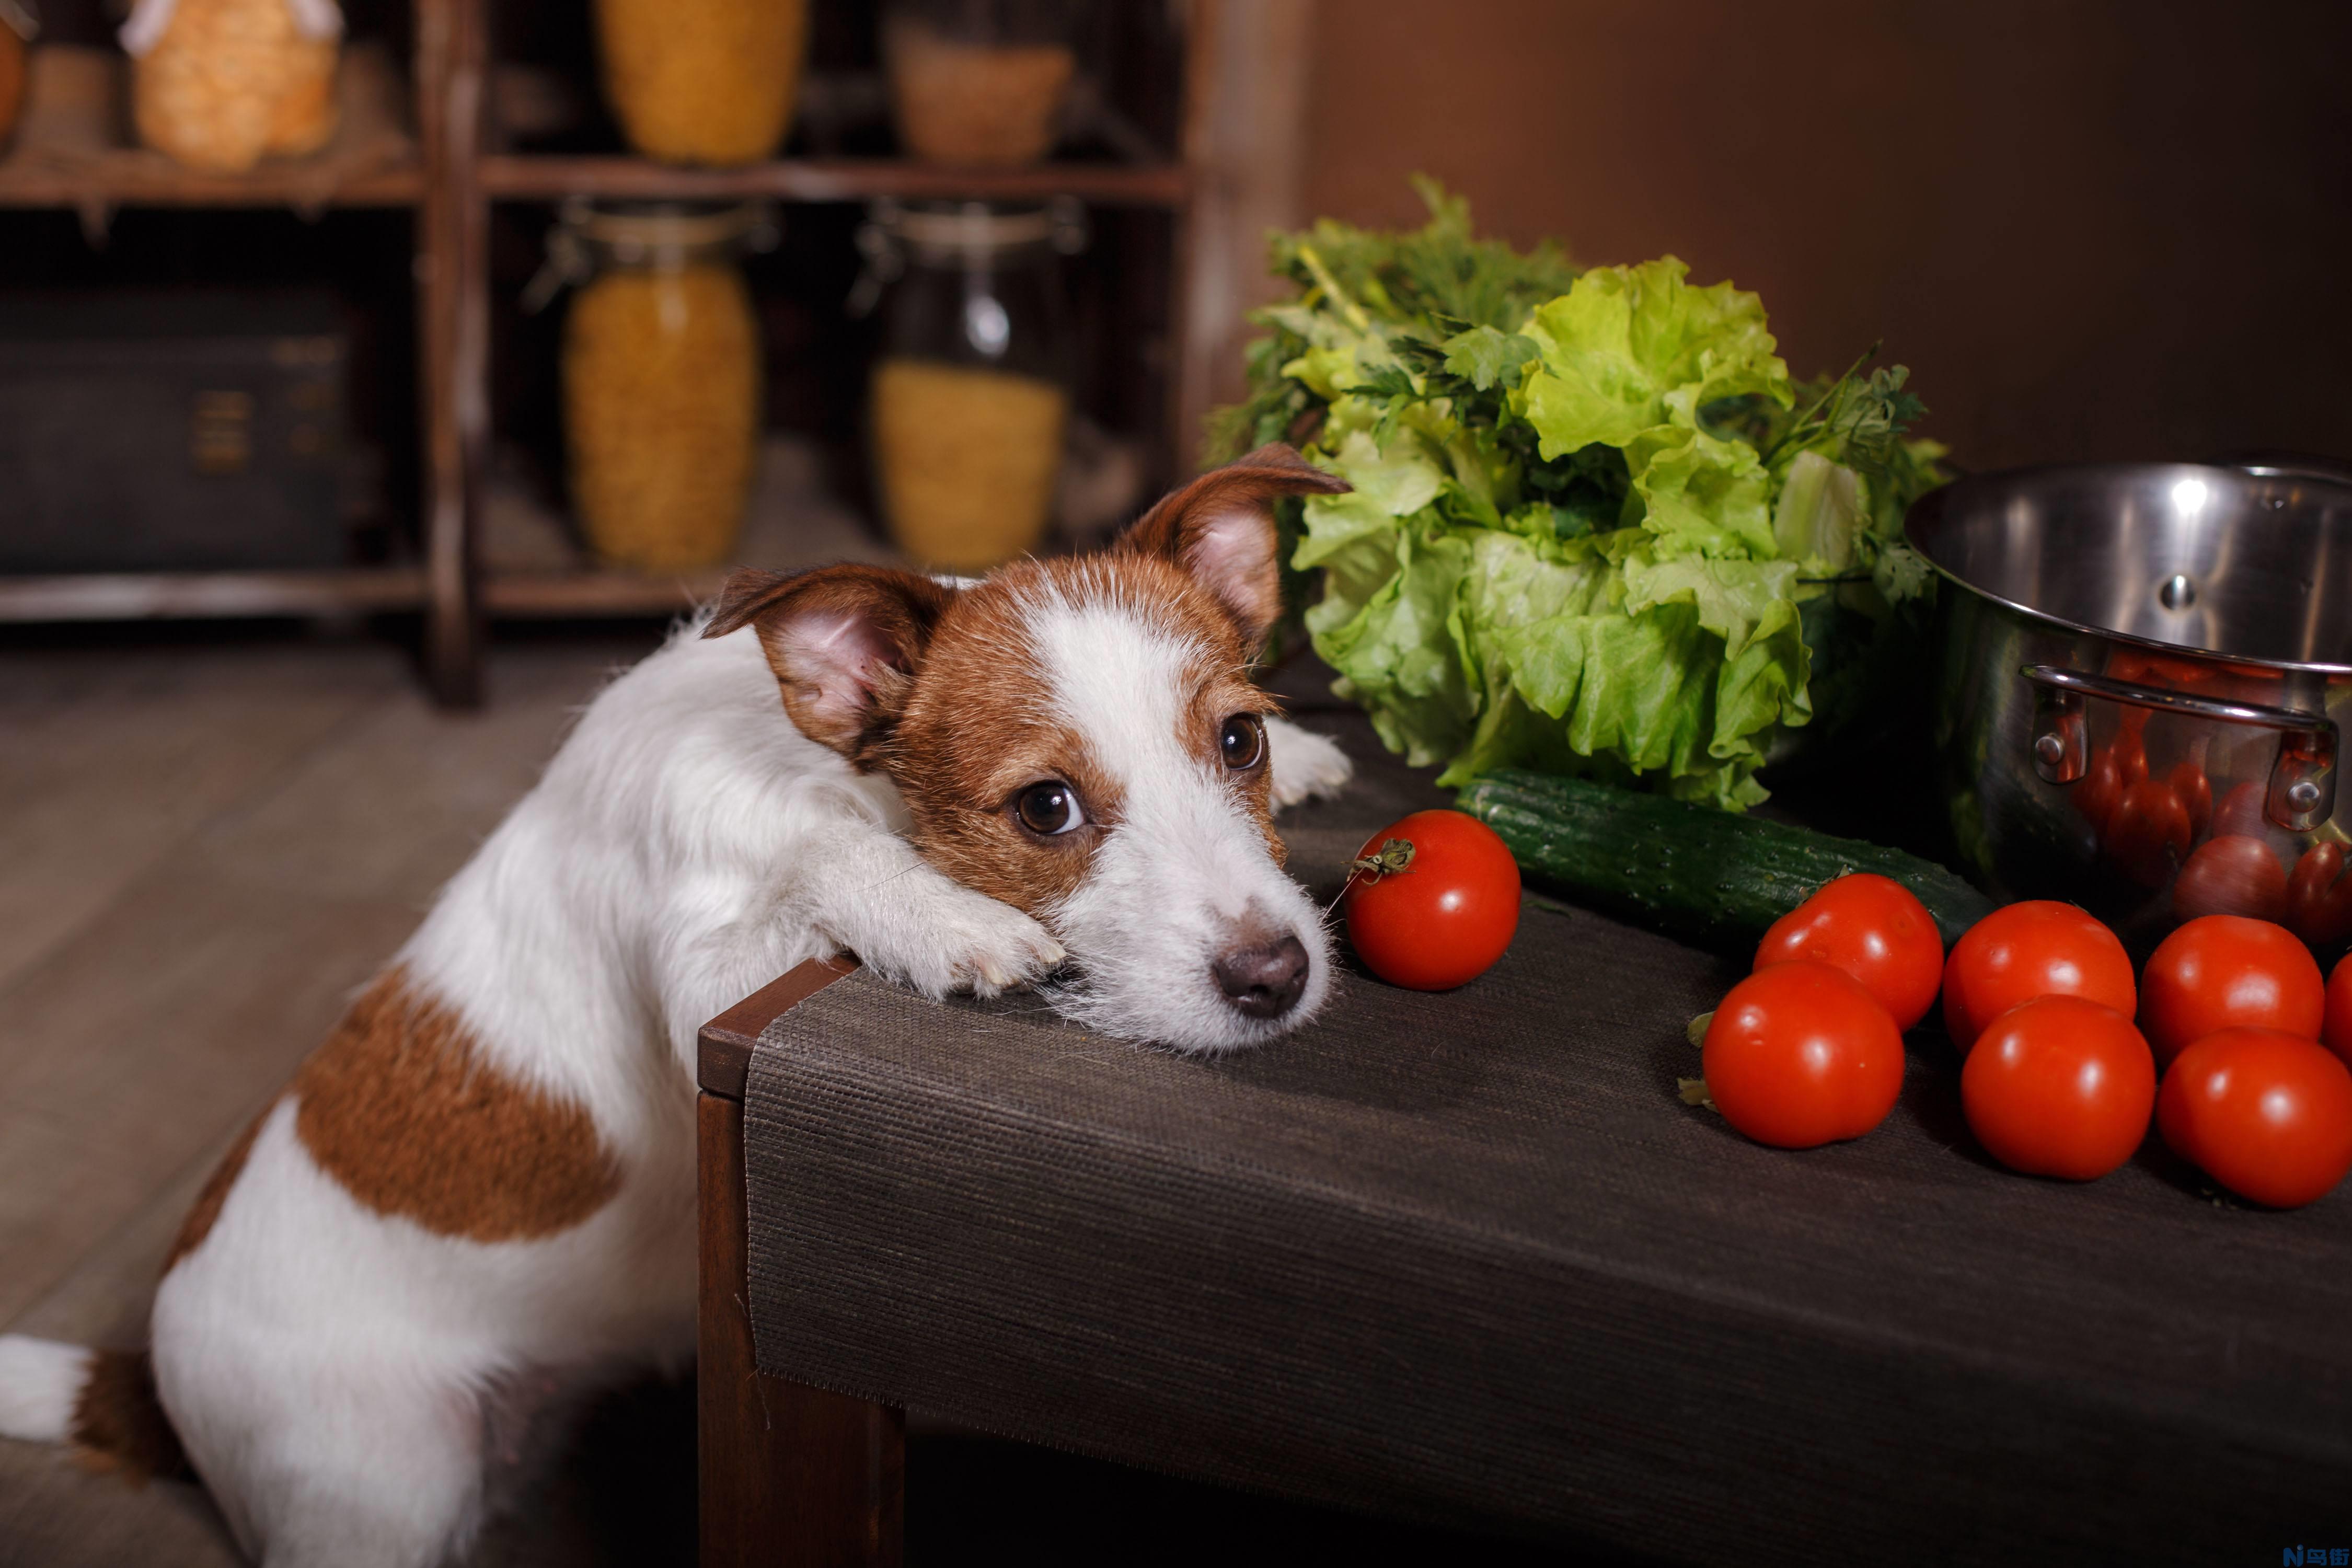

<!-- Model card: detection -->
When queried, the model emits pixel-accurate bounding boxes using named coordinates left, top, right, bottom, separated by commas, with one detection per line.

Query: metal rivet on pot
left=2158, top=573, right=2196, bottom=610
left=2288, top=779, right=2323, bottom=811
left=2034, top=733, right=2067, bottom=767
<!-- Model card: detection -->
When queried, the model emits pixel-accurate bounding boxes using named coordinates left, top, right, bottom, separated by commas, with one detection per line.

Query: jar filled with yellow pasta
left=855, top=199, right=1084, bottom=572
left=536, top=200, right=777, bottom=572
left=593, top=0, right=808, bottom=166
left=119, top=0, right=340, bottom=174
left=882, top=0, right=1081, bottom=166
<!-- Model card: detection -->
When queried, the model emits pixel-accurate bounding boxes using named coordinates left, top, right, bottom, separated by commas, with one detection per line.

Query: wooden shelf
left=0, top=567, right=429, bottom=621
left=0, top=43, right=422, bottom=212
left=479, top=154, right=1187, bottom=207
left=475, top=435, right=901, bottom=619
left=0, top=0, right=1277, bottom=711
left=480, top=568, right=727, bottom=617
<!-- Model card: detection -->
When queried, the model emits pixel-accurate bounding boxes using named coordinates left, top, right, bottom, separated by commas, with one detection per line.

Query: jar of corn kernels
left=119, top=0, right=340, bottom=174
left=592, top=0, right=808, bottom=166
left=852, top=199, right=1086, bottom=572
left=536, top=200, right=778, bottom=572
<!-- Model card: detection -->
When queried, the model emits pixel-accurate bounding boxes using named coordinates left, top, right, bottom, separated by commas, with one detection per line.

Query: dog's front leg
left=798, top=826, right=1065, bottom=1000
left=1265, top=714, right=1354, bottom=808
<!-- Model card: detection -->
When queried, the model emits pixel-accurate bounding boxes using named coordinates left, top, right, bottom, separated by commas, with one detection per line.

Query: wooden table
left=694, top=714, right=2352, bottom=1567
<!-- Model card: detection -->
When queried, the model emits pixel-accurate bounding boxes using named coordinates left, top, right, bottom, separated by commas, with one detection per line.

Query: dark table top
left=720, top=678, right=2352, bottom=1567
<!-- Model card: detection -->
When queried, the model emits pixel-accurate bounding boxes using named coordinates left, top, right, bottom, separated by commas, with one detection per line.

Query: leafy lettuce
left=1212, top=185, right=1946, bottom=810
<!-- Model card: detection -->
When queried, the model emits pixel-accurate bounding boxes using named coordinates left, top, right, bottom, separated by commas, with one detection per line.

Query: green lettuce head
left=1223, top=191, right=1944, bottom=810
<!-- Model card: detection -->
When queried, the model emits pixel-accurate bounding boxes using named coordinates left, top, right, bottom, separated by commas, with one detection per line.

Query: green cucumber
left=1458, top=768, right=1994, bottom=953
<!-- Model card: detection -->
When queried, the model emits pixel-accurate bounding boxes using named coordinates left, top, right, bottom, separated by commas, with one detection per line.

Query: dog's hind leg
left=189, top=1356, right=489, bottom=1568
left=151, top=1104, right=499, bottom=1568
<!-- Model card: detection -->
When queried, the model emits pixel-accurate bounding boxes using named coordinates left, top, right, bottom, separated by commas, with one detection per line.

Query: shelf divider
left=478, top=154, right=1188, bottom=207
left=0, top=43, right=423, bottom=213
left=0, top=568, right=430, bottom=621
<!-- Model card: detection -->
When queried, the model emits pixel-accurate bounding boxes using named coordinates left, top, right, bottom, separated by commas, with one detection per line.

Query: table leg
left=699, top=1091, right=905, bottom=1568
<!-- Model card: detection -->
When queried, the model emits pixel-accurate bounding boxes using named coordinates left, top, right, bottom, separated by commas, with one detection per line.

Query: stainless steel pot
left=1906, top=461, right=2352, bottom=954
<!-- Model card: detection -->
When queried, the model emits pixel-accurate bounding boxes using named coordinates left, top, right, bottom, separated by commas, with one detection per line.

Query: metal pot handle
left=2213, top=449, right=2352, bottom=490
left=2020, top=664, right=2337, bottom=832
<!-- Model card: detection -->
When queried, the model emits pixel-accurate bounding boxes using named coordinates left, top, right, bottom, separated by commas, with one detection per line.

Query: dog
left=0, top=445, right=1355, bottom=1566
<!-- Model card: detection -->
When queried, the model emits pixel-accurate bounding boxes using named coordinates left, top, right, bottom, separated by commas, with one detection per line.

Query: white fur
left=1023, top=590, right=1337, bottom=1052
left=1263, top=714, right=1353, bottom=810
left=0, top=1335, right=91, bottom=1443
left=6, top=599, right=1350, bottom=1566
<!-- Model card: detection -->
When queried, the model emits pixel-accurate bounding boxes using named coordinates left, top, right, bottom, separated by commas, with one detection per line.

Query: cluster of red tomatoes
left=1699, top=878, right=2352, bottom=1208
left=2077, top=708, right=2352, bottom=944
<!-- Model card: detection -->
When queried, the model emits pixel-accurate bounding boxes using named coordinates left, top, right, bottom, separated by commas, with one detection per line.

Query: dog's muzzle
left=1210, top=932, right=1310, bottom=1020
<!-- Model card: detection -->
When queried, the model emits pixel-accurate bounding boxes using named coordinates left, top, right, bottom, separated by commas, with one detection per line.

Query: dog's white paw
left=877, top=882, right=1065, bottom=1000
left=1265, top=716, right=1353, bottom=809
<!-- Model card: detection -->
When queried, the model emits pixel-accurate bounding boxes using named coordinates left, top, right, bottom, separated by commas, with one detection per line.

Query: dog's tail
left=0, top=1335, right=190, bottom=1483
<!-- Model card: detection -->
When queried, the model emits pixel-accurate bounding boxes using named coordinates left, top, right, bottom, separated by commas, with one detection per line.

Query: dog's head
left=706, top=444, right=1350, bottom=1051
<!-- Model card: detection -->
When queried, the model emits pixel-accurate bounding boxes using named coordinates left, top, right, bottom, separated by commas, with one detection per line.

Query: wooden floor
left=0, top=625, right=671, bottom=1568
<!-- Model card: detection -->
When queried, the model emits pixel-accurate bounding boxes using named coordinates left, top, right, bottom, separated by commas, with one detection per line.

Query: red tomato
left=1753, top=873, right=1943, bottom=1031
left=1941, top=901, right=2136, bottom=1054
left=1701, top=962, right=1906, bottom=1149
left=1344, top=810, right=1520, bottom=990
left=2101, top=778, right=2192, bottom=887
left=2168, top=760, right=2213, bottom=840
left=2138, top=914, right=2324, bottom=1067
left=2288, top=843, right=2352, bottom=951
left=2156, top=1027, right=2352, bottom=1207
left=2144, top=656, right=2215, bottom=687
left=2073, top=746, right=2122, bottom=834
left=2170, top=834, right=2287, bottom=923
left=2111, top=725, right=2149, bottom=782
left=2324, top=952, right=2352, bottom=1073
left=2212, top=780, right=2268, bottom=840
left=1961, top=996, right=2157, bottom=1180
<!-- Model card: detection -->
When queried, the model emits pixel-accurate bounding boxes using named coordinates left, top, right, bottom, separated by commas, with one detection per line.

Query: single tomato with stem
left=1342, top=810, right=1520, bottom=991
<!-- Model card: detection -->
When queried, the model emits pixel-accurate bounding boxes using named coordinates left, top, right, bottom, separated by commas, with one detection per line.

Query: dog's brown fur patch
left=708, top=445, right=1342, bottom=913
left=882, top=560, right=1107, bottom=914
left=293, top=968, right=620, bottom=1242
left=70, top=1348, right=190, bottom=1486
left=162, top=1100, right=275, bottom=1273
left=1114, top=443, right=1347, bottom=645
left=883, top=552, right=1286, bottom=910
left=1179, top=665, right=1285, bottom=867
left=704, top=562, right=955, bottom=763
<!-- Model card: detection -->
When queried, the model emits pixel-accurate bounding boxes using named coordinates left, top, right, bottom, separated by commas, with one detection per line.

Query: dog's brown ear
left=1114, top=443, right=1349, bottom=647
left=703, top=564, right=955, bottom=758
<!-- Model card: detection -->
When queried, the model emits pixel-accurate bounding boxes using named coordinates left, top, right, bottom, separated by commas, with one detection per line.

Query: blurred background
left=1, top=2, right=2348, bottom=1563
left=1297, top=0, right=2352, bottom=472
left=4, top=0, right=2346, bottom=708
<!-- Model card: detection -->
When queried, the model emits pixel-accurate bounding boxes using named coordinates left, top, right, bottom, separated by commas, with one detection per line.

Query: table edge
left=696, top=955, right=862, bottom=1099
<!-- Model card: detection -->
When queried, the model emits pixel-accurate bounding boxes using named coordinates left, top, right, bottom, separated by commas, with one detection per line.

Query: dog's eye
left=1015, top=781, right=1086, bottom=836
left=1220, top=714, right=1266, bottom=771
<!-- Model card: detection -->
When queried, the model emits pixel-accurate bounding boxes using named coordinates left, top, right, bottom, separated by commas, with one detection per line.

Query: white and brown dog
left=0, top=446, right=1354, bottom=1566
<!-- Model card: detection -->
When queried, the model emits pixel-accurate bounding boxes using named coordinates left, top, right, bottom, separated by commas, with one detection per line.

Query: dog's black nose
left=1212, top=933, right=1309, bottom=1019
